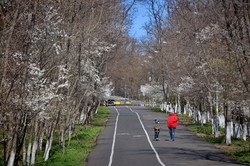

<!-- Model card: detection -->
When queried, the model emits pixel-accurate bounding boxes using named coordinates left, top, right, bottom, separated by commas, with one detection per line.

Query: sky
left=128, top=1, right=149, bottom=40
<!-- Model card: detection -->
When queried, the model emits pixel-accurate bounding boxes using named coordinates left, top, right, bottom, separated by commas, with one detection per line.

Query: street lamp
left=124, top=85, right=127, bottom=99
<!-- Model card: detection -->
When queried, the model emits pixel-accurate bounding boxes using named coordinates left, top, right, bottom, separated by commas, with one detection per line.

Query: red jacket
left=167, top=113, right=178, bottom=128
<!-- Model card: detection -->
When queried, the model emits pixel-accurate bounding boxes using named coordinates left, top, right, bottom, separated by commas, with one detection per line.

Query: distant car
left=125, top=101, right=133, bottom=105
left=106, top=99, right=116, bottom=106
left=113, top=101, right=121, bottom=105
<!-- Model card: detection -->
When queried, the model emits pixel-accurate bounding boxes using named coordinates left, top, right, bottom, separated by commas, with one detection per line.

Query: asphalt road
left=85, top=106, right=244, bottom=166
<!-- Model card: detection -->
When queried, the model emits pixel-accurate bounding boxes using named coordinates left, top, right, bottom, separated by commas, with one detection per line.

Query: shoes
left=153, top=138, right=160, bottom=141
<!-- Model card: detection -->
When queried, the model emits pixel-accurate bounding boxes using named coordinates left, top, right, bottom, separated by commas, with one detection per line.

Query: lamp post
left=124, top=85, right=127, bottom=99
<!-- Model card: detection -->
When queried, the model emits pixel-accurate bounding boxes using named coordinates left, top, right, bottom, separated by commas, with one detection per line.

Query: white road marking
left=128, top=107, right=166, bottom=166
left=117, top=133, right=131, bottom=136
left=133, top=135, right=145, bottom=137
left=108, top=107, right=119, bottom=166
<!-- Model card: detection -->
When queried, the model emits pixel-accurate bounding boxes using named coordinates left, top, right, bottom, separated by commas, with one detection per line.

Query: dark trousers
left=169, top=127, right=176, bottom=141
left=154, top=128, right=160, bottom=139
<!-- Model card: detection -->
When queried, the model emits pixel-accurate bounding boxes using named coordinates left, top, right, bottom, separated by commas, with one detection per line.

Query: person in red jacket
left=167, top=109, right=178, bottom=141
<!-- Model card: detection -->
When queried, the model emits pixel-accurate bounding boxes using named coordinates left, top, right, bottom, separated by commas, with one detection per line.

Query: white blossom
left=25, top=63, right=58, bottom=112
left=176, top=76, right=195, bottom=93
left=195, top=24, right=221, bottom=43
left=141, top=84, right=165, bottom=102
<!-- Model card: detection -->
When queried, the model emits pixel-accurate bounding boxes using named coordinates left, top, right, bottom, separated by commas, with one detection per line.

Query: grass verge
left=183, top=122, right=249, bottom=166
left=35, top=106, right=110, bottom=166
left=147, top=106, right=166, bottom=113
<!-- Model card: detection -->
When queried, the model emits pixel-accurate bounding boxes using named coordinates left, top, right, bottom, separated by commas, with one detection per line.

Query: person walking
left=167, top=108, right=178, bottom=141
left=153, top=119, right=161, bottom=141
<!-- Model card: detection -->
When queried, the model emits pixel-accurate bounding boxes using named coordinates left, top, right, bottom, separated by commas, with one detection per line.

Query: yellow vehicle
left=102, top=99, right=133, bottom=106
left=113, top=101, right=121, bottom=105
left=125, top=101, right=133, bottom=105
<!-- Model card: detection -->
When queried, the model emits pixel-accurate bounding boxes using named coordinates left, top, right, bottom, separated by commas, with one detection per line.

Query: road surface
left=85, top=106, right=244, bottom=166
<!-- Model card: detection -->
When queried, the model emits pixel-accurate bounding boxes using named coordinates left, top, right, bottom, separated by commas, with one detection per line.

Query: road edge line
left=108, top=107, right=119, bottom=166
left=129, top=107, right=166, bottom=166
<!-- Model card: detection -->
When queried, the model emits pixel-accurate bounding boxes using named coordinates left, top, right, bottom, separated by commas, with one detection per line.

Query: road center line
left=108, top=107, right=119, bottom=166
left=128, top=107, right=166, bottom=166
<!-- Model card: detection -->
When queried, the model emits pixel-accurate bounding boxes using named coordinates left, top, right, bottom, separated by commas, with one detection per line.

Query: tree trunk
left=94, top=101, right=100, bottom=114
left=43, top=109, right=61, bottom=161
left=5, top=124, right=13, bottom=163
left=7, top=133, right=17, bottom=166
left=225, top=102, right=232, bottom=145
left=44, top=124, right=55, bottom=161
left=59, top=124, right=65, bottom=154
left=242, top=123, right=247, bottom=141
left=44, top=135, right=53, bottom=161
left=208, top=92, right=213, bottom=125
left=31, top=140, right=38, bottom=165
left=14, top=119, right=28, bottom=166
left=7, top=151, right=15, bottom=166
left=27, top=137, right=32, bottom=165
left=26, top=117, right=36, bottom=165
left=38, top=123, right=45, bottom=151
left=67, top=124, right=72, bottom=146
left=31, top=116, right=39, bottom=165
left=199, top=101, right=203, bottom=127
left=22, top=137, right=26, bottom=165
left=43, top=139, right=49, bottom=159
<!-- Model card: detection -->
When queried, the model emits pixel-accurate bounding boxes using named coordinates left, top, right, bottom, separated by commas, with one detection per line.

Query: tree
left=0, top=0, right=134, bottom=165
left=141, top=0, right=249, bottom=141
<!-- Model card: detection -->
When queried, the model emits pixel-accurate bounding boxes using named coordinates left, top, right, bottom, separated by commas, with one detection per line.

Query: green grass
left=227, top=148, right=250, bottom=166
left=36, top=126, right=102, bottom=166
left=186, top=124, right=213, bottom=135
left=147, top=106, right=166, bottom=113
left=35, top=106, right=110, bottom=166
left=203, top=136, right=225, bottom=143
